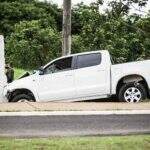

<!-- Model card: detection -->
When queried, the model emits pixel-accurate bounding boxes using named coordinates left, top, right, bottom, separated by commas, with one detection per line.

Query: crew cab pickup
left=4, top=50, right=150, bottom=103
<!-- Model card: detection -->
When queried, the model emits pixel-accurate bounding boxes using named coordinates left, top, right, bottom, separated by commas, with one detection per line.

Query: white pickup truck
left=4, top=50, right=150, bottom=103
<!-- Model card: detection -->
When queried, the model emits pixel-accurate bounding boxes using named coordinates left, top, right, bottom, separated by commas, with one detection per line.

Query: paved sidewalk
left=0, top=102, right=150, bottom=112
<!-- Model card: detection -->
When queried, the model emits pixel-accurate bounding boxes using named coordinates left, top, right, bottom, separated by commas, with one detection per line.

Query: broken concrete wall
left=0, top=35, right=7, bottom=102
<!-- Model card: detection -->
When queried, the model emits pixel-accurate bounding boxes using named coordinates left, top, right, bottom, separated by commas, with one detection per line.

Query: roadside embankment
left=0, top=102, right=149, bottom=112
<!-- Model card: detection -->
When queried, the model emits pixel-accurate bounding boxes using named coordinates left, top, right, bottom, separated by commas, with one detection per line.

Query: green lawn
left=14, top=68, right=29, bottom=79
left=0, top=135, right=150, bottom=150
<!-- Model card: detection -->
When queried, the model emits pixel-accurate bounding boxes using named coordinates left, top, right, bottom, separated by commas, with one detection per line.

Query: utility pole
left=62, top=0, right=71, bottom=56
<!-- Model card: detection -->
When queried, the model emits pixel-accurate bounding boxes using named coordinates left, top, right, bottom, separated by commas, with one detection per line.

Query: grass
left=14, top=68, right=29, bottom=79
left=0, top=135, right=150, bottom=150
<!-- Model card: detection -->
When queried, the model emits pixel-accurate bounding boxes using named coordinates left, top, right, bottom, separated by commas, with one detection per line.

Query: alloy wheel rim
left=124, top=87, right=142, bottom=103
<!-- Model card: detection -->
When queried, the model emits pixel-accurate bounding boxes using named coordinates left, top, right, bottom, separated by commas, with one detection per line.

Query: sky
left=40, top=0, right=150, bottom=15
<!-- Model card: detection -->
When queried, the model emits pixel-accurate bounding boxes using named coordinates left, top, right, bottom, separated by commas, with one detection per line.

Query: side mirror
left=39, top=67, right=44, bottom=75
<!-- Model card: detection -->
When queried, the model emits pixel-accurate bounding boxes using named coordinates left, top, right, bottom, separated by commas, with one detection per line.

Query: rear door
left=75, top=53, right=110, bottom=98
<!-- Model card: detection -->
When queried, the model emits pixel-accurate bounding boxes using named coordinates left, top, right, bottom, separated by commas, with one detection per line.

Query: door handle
left=97, top=69, right=105, bottom=72
left=65, top=74, right=73, bottom=77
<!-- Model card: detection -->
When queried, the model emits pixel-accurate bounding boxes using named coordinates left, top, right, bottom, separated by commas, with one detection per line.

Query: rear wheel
left=11, top=94, right=35, bottom=102
left=118, top=83, right=147, bottom=103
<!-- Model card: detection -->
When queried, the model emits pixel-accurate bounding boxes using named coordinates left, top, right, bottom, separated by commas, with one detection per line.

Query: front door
left=37, top=57, right=75, bottom=101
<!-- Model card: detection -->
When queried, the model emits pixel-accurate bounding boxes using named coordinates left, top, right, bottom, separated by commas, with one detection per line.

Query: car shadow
left=77, top=96, right=119, bottom=103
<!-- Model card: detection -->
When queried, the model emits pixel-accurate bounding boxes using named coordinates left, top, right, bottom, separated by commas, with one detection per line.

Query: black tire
left=118, top=82, right=147, bottom=103
left=11, top=94, right=34, bottom=102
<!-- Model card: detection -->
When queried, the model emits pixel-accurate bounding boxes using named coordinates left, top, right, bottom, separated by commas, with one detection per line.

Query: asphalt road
left=0, top=114, right=150, bottom=137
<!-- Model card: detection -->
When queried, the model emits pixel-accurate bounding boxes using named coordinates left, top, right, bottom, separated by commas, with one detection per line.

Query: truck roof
left=60, top=50, right=108, bottom=59
left=44, top=50, right=108, bottom=68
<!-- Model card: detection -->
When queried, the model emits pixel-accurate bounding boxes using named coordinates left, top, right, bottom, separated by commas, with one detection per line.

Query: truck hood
left=5, top=73, right=36, bottom=91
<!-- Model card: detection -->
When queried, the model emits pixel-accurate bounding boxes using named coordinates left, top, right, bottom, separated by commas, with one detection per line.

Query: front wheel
left=118, top=83, right=147, bottom=103
left=11, top=94, right=35, bottom=102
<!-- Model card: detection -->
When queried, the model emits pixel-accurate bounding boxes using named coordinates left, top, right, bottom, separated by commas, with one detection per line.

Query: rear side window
left=77, top=53, right=101, bottom=69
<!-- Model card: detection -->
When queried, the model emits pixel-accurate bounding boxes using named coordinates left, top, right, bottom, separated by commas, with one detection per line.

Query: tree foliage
left=71, top=0, right=150, bottom=63
left=0, top=0, right=149, bottom=68
left=6, top=20, right=61, bottom=68
left=0, top=0, right=60, bottom=36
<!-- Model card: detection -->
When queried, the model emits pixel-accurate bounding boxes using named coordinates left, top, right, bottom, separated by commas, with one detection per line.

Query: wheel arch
left=8, top=88, right=36, bottom=102
left=116, top=74, right=149, bottom=96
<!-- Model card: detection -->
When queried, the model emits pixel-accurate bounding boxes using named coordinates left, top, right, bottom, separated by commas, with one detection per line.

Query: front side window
left=44, top=57, right=72, bottom=74
left=77, top=53, right=101, bottom=69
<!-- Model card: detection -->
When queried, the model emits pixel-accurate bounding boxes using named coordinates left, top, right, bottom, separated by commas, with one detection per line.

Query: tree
left=70, top=1, right=150, bottom=63
left=1, top=0, right=149, bottom=68
left=6, top=20, right=61, bottom=69
left=0, top=0, right=60, bottom=37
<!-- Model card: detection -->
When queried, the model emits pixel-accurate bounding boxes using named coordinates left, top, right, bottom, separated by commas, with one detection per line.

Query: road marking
left=0, top=110, right=150, bottom=116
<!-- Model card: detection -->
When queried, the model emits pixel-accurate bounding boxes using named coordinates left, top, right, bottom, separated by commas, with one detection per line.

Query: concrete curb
left=0, top=110, right=150, bottom=116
